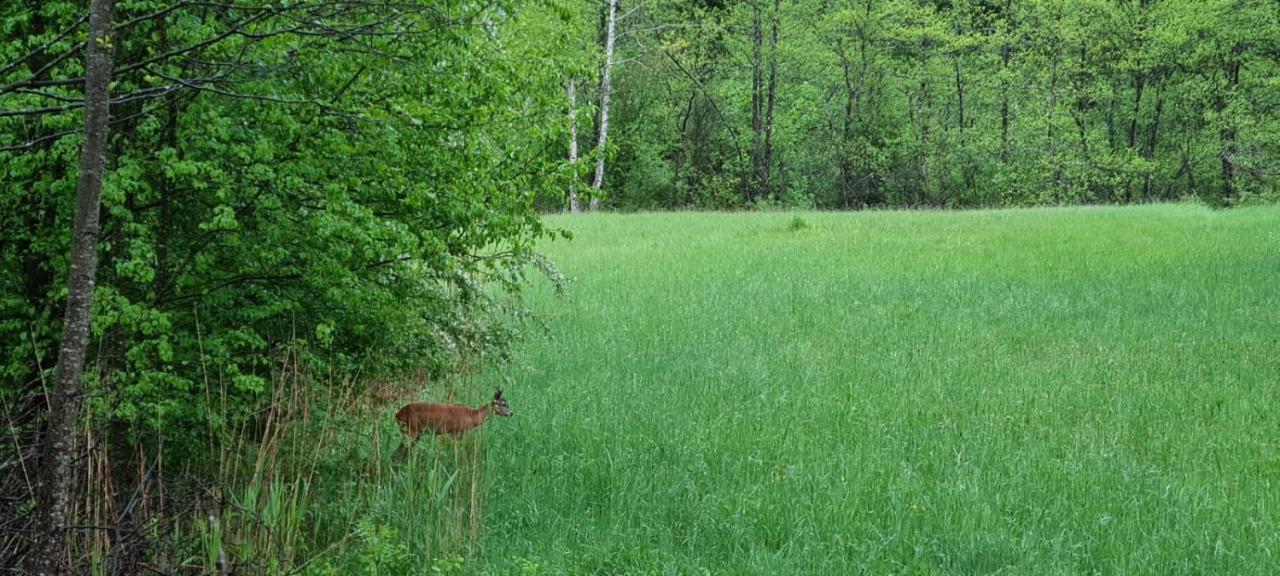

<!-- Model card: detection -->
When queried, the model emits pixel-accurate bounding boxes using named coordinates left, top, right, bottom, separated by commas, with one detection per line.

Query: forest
left=1, top=0, right=1279, bottom=574
left=581, top=0, right=1280, bottom=208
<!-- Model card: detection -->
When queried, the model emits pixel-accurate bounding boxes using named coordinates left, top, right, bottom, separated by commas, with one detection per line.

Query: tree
left=567, top=0, right=1279, bottom=209
left=26, top=0, right=115, bottom=573
left=590, top=0, right=620, bottom=211
left=2, top=2, right=577, bottom=570
left=747, top=0, right=781, bottom=202
left=569, top=79, right=581, bottom=212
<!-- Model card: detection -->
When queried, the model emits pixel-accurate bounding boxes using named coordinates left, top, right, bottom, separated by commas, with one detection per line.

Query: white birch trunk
left=590, top=0, right=619, bottom=211
left=567, top=79, right=580, bottom=213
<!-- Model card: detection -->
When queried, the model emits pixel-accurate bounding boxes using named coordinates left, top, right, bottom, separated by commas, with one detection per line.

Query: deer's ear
left=494, top=388, right=503, bottom=399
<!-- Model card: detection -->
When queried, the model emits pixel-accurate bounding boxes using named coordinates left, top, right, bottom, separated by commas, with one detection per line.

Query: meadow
left=468, top=204, right=1280, bottom=574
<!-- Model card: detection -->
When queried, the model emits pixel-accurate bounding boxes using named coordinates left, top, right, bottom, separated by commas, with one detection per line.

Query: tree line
left=573, top=0, right=1280, bottom=209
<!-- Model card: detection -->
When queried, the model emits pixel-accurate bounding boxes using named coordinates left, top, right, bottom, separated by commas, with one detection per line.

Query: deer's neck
left=468, top=405, right=490, bottom=429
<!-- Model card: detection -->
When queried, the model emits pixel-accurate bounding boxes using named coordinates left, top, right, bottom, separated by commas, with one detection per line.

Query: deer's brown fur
left=394, top=389, right=511, bottom=442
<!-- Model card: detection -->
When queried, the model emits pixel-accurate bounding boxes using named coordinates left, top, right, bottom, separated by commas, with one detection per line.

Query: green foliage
left=576, top=0, right=1280, bottom=209
left=1, top=1, right=575, bottom=462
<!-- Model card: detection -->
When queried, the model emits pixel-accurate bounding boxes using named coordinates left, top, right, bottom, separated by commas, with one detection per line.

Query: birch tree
left=568, top=79, right=581, bottom=212
left=589, top=0, right=619, bottom=211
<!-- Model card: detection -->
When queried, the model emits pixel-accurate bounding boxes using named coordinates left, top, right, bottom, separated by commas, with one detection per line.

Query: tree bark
left=760, top=0, right=780, bottom=197
left=749, top=0, right=763, bottom=203
left=953, top=56, right=965, bottom=137
left=1070, top=43, right=1091, bottom=161
left=1046, top=41, right=1060, bottom=149
left=27, top=0, right=115, bottom=573
left=1219, top=44, right=1242, bottom=202
left=589, top=0, right=619, bottom=211
left=836, top=40, right=855, bottom=207
left=1046, top=38, right=1062, bottom=191
left=999, top=0, right=1012, bottom=164
left=567, top=79, right=580, bottom=213
left=1125, top=66, right=1145, bottom=202
left=917, top=37, right=931, bottom=201
left=1144, top=88, right=1164, bottom=199
left=1128, top=73, right=1145, bottom=151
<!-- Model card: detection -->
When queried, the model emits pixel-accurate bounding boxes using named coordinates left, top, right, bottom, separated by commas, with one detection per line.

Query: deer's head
left=491, top=388, right=512, bottom=417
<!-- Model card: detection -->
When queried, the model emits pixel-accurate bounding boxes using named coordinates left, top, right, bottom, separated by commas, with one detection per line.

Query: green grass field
left=476, top=204, right=1280, bottom=575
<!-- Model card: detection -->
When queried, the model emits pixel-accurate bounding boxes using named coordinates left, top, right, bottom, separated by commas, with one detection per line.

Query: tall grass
left=69, top=343, right=500, bottom=575
left=205, top=360, right=499, bottom=576
left=475, top=204, right=1280, bottom=574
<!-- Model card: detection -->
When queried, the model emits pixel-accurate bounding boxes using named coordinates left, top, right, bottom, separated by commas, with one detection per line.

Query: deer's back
left=396, top=402, right=477, bottom=436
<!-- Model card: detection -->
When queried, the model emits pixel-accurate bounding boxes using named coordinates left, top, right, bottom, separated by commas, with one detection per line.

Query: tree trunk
left=749, top=0, right=763, bottom=203
left=1126, top=70, right=1146, bottom=199
left=1144, top=89, right=1164, bottom=199
left=917, top=37, right=931, bottom=201
left=27, top=0, right=115, bottom=573
left=1046, top=40, right=1062, bottom=192
left=1046, top=42, right=1059, bottom=149
left=1219, top=44, right=1242, bottom=202
left=589, top=0, right=619, bottom=211
left=1179, top=146, right=1197, bottom=196
left=953, top=56, right=965, bottom=137
left=1071, top=43, right=1090, bottom=161
left=999, top=0, right=1012, bottom=164
left=567, top=79, right=580, bottom=213
left=760, top=0, right=780, bottom=197
left=837, top=40, right=855, bottom=207
left=1128, top=74, right=1145, bottom=150
left=856, top=1, right=874, bottom=204
left=953, top=52, right=976, bottom=194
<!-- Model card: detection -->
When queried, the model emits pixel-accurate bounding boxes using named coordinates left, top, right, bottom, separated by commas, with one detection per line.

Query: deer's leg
left=394, top=426, right=419, bottom=460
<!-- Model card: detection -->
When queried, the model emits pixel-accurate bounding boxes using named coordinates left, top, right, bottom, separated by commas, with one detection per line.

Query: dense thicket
left=1, top=1, right=580, bottom=569
left=584, top=0, right=1280, bottom=208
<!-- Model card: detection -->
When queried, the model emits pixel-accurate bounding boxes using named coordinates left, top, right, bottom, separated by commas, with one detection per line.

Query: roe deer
left=395, top=389, right=512, bottom=446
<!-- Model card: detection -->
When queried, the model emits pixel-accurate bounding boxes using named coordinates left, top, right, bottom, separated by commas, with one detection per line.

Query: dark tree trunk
left=1143, top=86, right=1164, bottom=200
left=760, top=0, right=780, bottom=197
left=999, top=45, right=1010, bottom=163
left=1071, top=43, right=1090, bottom=162
left=27, top=0, right=115, bottom=574
left=953, top=51, right=976, bottom=193
left=748, top=0, right=763, bottom=202
left=953, top=56, right=965, bottom=137
left=1128, top=74, right=1145, bottom=150
left=1125, top=72, right=1145, bottom=200
left=1046, top=42, right=1060, bottom=148
left=999, top=0, right=1012, bottom=164
left=1179, top=147, right=1197, bottom=196
left=1219, top=44, right=1243, bottom=202
left=917, top=37, right=931, bottom=202
left=837, top=40, right=855, bottom=207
